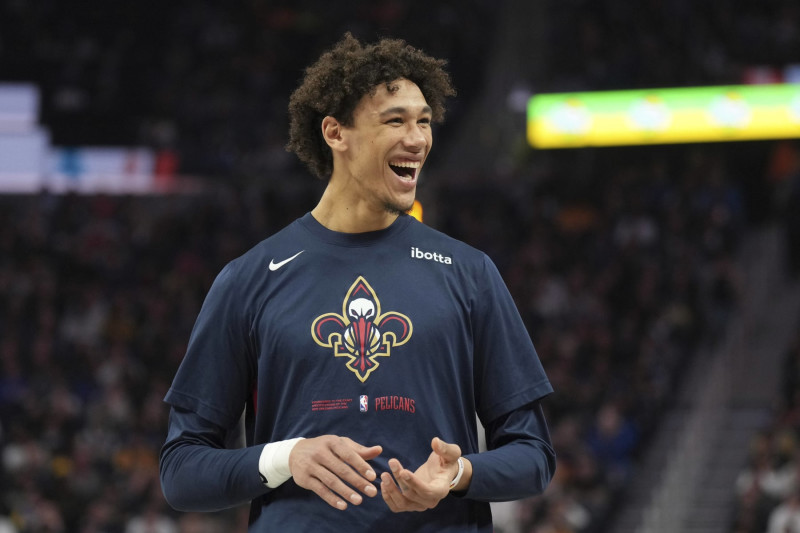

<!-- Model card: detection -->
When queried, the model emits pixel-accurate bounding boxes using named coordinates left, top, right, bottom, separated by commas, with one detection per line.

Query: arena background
left=1, top=1, right=800, bottom=532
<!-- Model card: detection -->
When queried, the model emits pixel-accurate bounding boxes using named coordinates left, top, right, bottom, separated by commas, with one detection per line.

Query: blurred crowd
left=2, top=0, right=799, bottom=180
left=436, top=143, right=751, bottom=532
left=0, top=142, right=756, bottom=532
left=0, top=190, right=262, bottom=532
left=0, top=0, right=491, bottom=179
left=731, top=330, right=800, bottom=533
left=1, top=0, right=799, bottom=532
left=537, top=0, right=800, bottom=93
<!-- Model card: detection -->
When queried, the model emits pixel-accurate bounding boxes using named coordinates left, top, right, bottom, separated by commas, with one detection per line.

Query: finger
left=312, top=465, right=373, bottom=506
left=335, top=438, right=383, bottom=483
left=387, top=458, right=409, bottom=492
left=353, top=441, right=383, bottom=461
left=432, top=437, right=461, bottom=461
left=387, top=460, right=435, bottom=508
left=317, top=455, right=379, bottom=499
left=380, top=472, right=403, bottom=512
left=396, top=469, right=439, bottom=499
left=381, top=472, right=426, bottom=512
left=341, top=436, right=383, bottom=458
left=304, top=475, right=350, bottom=511
left=310, top=439, right=379, bottom=497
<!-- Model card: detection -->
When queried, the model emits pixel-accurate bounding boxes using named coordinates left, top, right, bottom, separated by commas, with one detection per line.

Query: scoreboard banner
left=527, top=84, right=800, bottom=148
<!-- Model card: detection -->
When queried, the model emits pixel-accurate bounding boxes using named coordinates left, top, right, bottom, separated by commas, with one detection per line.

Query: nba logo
left=359, top=395, right=368, bottom=412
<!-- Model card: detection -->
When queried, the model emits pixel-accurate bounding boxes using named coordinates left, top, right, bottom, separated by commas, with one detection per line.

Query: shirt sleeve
left=462, top=401, right=556, bottom=501
left=160, top=406, right=270, bottom=511
left=164, top=259, right=257, bottom=430
left=160, top=259, right=265, bottom=511
left=472, top=255, right=553, bottom=423
left=463, top=254, right=556, bottom=500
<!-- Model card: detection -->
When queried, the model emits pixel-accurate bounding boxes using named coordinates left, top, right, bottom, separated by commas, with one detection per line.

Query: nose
left=403, top=124, right=428, bottom=152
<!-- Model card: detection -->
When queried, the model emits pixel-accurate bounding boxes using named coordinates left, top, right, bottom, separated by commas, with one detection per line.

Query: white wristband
left=449, top=457, right=465, bottom=490
left=258, top=437, right=304, bottom=488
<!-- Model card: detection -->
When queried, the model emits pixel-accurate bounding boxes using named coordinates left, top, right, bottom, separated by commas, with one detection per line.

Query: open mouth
left=388, top=161, right=420, bottom=180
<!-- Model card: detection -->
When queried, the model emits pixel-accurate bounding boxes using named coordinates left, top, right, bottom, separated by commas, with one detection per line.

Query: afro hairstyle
left=286, top=32, right=456, bottom=179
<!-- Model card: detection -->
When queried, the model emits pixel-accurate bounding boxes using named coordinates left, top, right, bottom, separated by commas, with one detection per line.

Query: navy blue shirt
left=160, top=213, right=555, bottom=532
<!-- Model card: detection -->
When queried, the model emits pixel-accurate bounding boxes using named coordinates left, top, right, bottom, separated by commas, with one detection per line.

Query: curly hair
left=286, top=33, right=456, bottom=179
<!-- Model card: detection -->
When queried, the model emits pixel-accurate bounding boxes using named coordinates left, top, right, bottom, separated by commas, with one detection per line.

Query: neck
left=311, top=184, right=400, bottom=233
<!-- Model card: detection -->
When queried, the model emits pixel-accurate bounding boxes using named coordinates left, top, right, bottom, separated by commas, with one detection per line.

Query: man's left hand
left=380, top=437, right=471, bottom=512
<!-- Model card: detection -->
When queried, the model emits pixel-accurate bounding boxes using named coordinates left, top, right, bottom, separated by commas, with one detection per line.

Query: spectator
left=766, top=489, right=800, bottom=533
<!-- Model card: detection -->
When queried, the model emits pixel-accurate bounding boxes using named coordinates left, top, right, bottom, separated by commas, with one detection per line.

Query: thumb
left=432, top=437, right=461, bottom=462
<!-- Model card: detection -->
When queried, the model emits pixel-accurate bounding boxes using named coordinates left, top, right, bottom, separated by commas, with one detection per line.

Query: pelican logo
left=311, top=277, right=413, bottom=382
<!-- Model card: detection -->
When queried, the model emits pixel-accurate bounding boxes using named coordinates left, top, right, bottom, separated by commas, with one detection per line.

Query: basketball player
left=159, top=33, right=555, bottom=532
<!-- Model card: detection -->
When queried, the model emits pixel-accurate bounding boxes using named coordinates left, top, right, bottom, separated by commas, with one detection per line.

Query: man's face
left=339, top=78, right=432, bottom=215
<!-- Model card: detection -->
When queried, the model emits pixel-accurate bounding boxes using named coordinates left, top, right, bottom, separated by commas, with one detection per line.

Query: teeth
left=389, top=161, right=420, bottom=168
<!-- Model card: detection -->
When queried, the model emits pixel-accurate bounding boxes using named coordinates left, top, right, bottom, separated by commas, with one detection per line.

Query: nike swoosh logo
left=268, top=250, right=304, bottom=271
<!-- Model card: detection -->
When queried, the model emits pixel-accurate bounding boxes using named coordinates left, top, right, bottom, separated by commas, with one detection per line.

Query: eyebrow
left=379, top=105, right=433, bottom=117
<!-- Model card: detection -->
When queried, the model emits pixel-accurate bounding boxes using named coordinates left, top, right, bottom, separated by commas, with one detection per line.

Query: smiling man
left=312, top=77, right=430, bottom=231
left=159, top=33, right=556, bottom=532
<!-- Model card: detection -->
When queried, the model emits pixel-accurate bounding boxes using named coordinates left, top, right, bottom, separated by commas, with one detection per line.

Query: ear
left=321, top=116, right=347, bottom=152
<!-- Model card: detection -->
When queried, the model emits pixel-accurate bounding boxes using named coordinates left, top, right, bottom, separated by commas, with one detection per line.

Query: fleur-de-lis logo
left=311, top=277, right=413, bottom=382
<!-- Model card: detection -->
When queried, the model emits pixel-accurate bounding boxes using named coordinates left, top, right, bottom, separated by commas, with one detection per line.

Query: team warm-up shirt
left=162, top=213, right=554, bottom=532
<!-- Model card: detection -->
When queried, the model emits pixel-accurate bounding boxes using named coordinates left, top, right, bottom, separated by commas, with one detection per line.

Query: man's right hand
left=289, top=435, right=382, bottom=510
